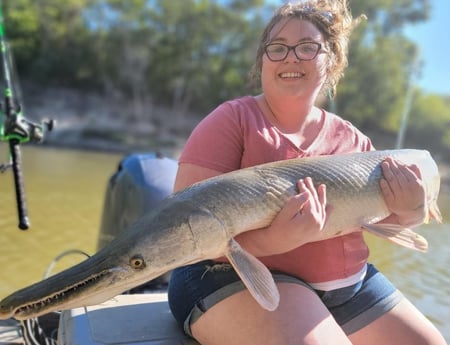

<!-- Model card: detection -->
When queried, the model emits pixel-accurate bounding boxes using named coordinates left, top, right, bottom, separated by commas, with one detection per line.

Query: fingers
left=297, top=178, right=315, bottom=211
left=281, top=189, right=308, bottom=219
left=382, top=157, right=422, bottom=184
left=267, top=177, right=329, bottom=248
left=298, top=177, right=326, bottom=211
left=295, top=178, right=327, bottom=227
left=379, top=177, right=394, bottom=205
left=281, top=178, right=325, bottom=217
left=381, top=158, right=424, bottom=196
left=380, top=157, right=426, bottom=225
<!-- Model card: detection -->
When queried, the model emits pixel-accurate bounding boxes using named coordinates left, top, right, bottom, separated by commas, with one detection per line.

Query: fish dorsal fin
left=225, top=238, right=279, bottom=311
left=362, top=222, right=428, bottom=252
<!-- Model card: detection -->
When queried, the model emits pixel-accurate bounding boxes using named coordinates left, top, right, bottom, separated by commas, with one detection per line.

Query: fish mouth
left=1, top=270, right=113, bottom=320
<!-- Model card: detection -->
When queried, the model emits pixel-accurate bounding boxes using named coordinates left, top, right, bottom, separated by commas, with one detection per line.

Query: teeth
left=280, top=72, right=303, bottom=78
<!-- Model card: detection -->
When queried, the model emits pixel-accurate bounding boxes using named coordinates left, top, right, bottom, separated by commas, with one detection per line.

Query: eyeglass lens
left=265, top=42, right=321, bottom=61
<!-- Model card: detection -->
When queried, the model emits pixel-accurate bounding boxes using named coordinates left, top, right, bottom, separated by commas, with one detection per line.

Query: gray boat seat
left=57, top=294, right=199, bottom=345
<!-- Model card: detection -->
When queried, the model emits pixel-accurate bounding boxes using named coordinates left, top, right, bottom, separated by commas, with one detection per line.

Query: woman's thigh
left=349, top=297, right=447, bottom=345
left=191, top=282, right=353, bottom=345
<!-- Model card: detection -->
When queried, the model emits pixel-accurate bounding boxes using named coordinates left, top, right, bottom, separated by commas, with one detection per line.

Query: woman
left=168, top=1, right=447, bottom=344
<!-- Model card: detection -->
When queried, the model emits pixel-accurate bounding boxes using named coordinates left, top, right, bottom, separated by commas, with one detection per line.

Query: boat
left=60, top=152, right=199, bottom=345
left=17, top=152, right=200, bottom=345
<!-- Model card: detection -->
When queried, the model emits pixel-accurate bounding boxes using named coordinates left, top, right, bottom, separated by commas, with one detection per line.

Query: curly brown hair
left=250, top=0, right=365, bottom=98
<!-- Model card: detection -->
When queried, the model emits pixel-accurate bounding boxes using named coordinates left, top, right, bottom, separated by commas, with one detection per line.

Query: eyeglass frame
left=264, top=41, right=325, bottom=62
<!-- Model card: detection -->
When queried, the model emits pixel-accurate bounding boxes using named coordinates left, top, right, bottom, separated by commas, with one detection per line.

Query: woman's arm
left=174, top=163, right=223, bottom=192
left=235, top=177, right=328, bottom=256
left=175, top=163, right=329, bottom=257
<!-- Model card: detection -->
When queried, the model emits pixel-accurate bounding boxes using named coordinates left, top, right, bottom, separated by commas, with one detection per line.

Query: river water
left=0, top=145, right=449, bottom=341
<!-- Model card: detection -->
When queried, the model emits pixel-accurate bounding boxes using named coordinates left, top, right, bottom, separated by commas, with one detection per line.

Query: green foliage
left=406, top=93, right=450, bottom=155
left=4, top=0, right=95, bottom=85
left=338, top=34, right=417, bottom=132
left=1, top=0, right=449, bottom=156
left=73, top=0, right=264, bottom=111
left=1, top=0, right=40, bottom=71
left=334, top=0, right=449, bottom=157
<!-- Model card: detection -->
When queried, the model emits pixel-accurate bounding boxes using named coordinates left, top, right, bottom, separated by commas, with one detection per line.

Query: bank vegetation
left=3, top=0, right=449, bottom=161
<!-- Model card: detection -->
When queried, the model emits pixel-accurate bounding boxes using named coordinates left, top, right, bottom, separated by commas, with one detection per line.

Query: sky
left=403, top=0, right=450, bottom=95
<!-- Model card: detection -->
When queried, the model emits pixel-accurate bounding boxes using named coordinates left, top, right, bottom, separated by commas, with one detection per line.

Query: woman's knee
left=191, top=283, right=352, bottom=345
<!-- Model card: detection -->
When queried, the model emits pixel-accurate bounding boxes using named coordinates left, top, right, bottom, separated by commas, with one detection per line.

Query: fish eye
left=130, top=255, right=146, bottom=269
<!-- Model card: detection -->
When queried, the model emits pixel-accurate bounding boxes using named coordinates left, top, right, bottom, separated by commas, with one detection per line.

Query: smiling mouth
left=279, top=72, right=305, bottom=79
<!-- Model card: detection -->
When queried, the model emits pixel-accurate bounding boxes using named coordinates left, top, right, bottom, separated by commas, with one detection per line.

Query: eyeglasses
left=264, top=42, right=323, bottom=62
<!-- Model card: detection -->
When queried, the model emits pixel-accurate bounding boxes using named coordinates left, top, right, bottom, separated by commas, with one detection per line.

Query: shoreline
left=37, top=138, right=450, bottom=189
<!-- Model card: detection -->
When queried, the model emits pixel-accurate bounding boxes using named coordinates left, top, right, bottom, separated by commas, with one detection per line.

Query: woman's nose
left=285, top=47, right=300, bottom=62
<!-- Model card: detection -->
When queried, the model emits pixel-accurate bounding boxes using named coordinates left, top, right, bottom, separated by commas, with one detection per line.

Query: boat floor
left=1, top=293, right=199, bottom=345
left=0, top=319, right=22, bottom=345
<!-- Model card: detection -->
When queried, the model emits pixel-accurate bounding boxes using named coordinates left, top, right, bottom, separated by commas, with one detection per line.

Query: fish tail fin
left=225, top=239, right=279, bottom=311
left=362, top=223, right=428, bottom=252
left=428, top=200, right=442, bottom=224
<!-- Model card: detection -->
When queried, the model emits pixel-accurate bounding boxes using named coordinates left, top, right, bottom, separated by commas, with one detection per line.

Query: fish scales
left=0, top=149, right=442, bottom=320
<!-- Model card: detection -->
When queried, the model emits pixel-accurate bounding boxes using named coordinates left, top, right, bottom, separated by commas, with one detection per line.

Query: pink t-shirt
left=179, top=96, right=374, bottom=284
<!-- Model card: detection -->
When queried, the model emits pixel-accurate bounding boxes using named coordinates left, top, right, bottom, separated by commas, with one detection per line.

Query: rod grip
left=9, top=139, right=29, bottom=230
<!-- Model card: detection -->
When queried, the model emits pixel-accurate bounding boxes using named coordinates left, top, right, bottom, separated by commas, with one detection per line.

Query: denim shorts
left=168, top=261, right=403, bottom=337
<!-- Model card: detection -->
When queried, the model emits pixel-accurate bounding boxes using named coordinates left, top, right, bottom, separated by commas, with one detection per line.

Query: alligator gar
left=0, top=149, right=442, bottom=319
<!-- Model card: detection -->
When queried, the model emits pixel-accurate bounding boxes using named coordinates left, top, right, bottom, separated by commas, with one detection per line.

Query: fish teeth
left=14, top=271, right=109, bottom=316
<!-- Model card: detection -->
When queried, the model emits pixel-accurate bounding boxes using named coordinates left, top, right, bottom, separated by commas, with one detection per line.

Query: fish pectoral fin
left=362, top=223, right=428, bottom=252
left=225, top=238, right=279, bottom=311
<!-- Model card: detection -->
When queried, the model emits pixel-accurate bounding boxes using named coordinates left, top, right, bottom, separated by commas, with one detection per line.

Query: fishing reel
left=1, top=100, right=54, bottom=143
left=0, top=97, right=55, bottom=230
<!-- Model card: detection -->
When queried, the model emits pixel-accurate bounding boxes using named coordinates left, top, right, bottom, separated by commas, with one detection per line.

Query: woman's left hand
left=379, top=157, right=427, bottom=226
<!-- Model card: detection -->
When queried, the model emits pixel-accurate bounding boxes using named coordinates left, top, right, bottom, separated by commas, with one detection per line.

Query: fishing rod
left=0, top=2, right=53, bottom=230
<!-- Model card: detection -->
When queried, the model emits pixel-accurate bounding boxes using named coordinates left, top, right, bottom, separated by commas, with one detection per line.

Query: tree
left=3, top=0, right=95, bottom=86
left=82, top=0, right=265, bottom=117
left=3, top=0, right=449, bottom=158
left=336, top=0, right=430, bottom=133
left=406, top=93, right=450, bottom=157
left=2, top=0, right=40, bottom=76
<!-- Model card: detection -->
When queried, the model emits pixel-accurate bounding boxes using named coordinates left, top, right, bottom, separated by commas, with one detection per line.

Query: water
left=366, top=223, right=450, bottom=341
left=0, top=146, right=122, bottom=295
left=0, top=145, right=449, bottom=341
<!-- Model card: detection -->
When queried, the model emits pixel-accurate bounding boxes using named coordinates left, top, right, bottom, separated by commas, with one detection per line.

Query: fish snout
left=0, top=303, right=14, bottom=320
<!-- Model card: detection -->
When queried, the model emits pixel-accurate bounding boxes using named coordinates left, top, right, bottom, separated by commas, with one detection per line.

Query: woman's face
left=261, top=18, right=328, bottom=100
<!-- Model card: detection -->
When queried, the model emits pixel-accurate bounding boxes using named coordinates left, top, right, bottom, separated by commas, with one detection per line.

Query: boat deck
left=0, top=319, right=22, bottom=345
left=0, top=293, right=199, bottom=345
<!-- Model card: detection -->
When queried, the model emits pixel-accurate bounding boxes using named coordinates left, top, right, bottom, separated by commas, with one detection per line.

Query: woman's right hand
left=236, top=177, right=329, bottom=256
left=267, top=177, right=328, bottom=251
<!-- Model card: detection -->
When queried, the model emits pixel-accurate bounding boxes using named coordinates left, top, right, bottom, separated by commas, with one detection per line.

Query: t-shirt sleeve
left=179, top=102, right=244, bottom=172
left=347, top=121, right=374, bottom=152
left=318, top=111, right=375, bottom=155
